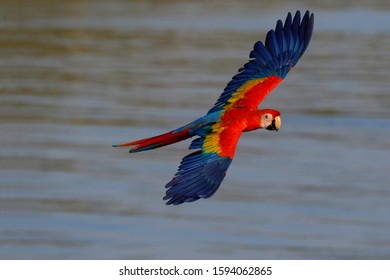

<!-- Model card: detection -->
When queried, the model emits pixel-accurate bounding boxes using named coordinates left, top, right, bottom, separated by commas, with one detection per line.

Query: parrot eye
left=264, top=114, right=269, bottom=119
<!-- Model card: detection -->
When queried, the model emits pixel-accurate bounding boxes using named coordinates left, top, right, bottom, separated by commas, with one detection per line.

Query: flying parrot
left=113, top=10, right=314, bottom=205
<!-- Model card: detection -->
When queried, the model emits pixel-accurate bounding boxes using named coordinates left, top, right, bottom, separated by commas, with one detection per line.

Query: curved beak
left=266, top=116, right=281, bottom=131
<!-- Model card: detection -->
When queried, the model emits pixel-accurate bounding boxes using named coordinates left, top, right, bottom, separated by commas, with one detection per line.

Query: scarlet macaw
left=113, top=10, right=314, bottom=205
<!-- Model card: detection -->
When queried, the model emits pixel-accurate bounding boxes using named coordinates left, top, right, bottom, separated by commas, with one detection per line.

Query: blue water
left=1, top=1, right=390, bottom=259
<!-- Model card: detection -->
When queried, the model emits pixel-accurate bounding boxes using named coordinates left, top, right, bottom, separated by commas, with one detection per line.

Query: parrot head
left=260, top=109, right=281, bottom=131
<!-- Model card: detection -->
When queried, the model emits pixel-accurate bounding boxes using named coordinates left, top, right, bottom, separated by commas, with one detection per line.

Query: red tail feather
left=113, top=128, right=191, bottom=153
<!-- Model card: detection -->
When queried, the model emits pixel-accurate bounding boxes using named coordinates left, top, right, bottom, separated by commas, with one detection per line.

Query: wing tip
left=163, top=152, right=233, bottom=205
left=207, top=10, right=314, bottom=119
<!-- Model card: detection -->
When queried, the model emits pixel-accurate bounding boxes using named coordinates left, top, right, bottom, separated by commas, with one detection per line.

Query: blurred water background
left=1, top=0, right=389, bottom=259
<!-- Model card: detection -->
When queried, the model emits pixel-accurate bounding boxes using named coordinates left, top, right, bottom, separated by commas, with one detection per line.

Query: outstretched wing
left=163, top=123, right=243, bottom=205
left=208, top=10, right=314, bottom=114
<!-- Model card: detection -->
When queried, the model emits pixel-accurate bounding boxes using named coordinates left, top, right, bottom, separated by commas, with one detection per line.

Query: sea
left=1, top=0, right=389, bottom=259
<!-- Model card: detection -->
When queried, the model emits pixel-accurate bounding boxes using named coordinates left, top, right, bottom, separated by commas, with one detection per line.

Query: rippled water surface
left=1, top=1, right=390, bottom=259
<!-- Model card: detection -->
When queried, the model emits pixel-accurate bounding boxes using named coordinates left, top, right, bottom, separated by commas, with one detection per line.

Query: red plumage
left=113, top=128, right=191, bottom=153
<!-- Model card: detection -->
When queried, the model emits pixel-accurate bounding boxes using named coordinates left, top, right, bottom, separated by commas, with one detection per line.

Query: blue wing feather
left=208, top=10, right=314, bottom=114
left=188, top=137, right=204, bottom=149
left=164, top=151, right=232, bottom=205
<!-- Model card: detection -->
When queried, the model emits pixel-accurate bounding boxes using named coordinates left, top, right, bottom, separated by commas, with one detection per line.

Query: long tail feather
left=112, top=127, right=191, bottom=153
